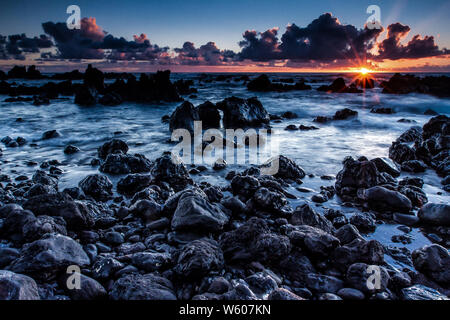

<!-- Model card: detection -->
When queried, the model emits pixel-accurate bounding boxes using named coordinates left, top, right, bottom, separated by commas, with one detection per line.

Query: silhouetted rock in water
left=64, top=145, right=80, bottom=154
left=83, top=64, right=104, bottom=92
left=353, top=77, right=375, bottom=89
left=317, top=78, right=362, bottom=93
left=50, top=69, right=84, bottom=80
left=105, top=70, right=181, bottom=103
left=216, top=96, right=270, bottom=128
left=41, top=130, right=60, bottom=140
left=197, top=101, right=220, bottom=129
left=75, top=86, right=98, bottom=106
left=169, top=101, right=200, bottom=133
left=0, top=70, right=6, bottom=80
left=313, top=108, right=358, bottom=123
left=247, top=74, right=311, bottom=92
left=32, top=95, right=49, bottom=106
left=424, top=108, right=439, bottom=115
left=299, top=125, right=319, bottom=130
left=99, top=92, right=122, bottom=106
left=381, top=73, right=450, bottom=97
left=370, top=107, right=394, bottom=114
left=174, top=79, right=197, bottom=95
left=4, top=96, right=33, bottom=103
left=7, top=65, right=44, bottom=79
left=98, top=139, right=129, bottom=160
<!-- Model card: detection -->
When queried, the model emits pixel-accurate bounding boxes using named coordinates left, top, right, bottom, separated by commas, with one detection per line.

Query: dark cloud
left=174, top=41, right=236, bottom=65
left=239, top=13, right=382, bottom=62
left=42, top=18, right=170, bottom=62
left=376, top=22, right=449, bottom=60
left=238, top=28, right=280, bottom=61
left=0, top=33, right=53, bottom=60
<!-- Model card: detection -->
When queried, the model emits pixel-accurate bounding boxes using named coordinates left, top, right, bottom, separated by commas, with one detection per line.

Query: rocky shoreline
left=0, top=66, right=449, bottom=301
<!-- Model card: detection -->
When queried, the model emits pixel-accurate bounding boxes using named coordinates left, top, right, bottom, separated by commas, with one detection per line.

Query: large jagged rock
left=290, top=203, right=333, bottom=233
left=174, top=239, right=224, bottom=278
left=83, top=64, right=104, bottom=91
left=247, top=74, right=311, bottom=92
left=98, top=139, right=129, bottom=160
left=220, top=217, right=290, bottom=264
left=100, top=153, right=152, bottom=174
left=78, top=174, right=113, bottom=201
left=169, top=101, right=200, bottom=133
left=380, top=73, right=450, bottom=97
left=171, top=193, right=229, bottom=233
left=110, top=273, right=176, bottom=300
left=23, top=192, right=94, bottom=230
left=150, top=152, right=192, bottom=192
left=74, top=86, right=98, bottom=106
left=197, top=101, right=220, bottom=129
left=117, top=174, right=153, bottom=196
left=261, top=155, right=306, bottom=180
left=335, top=156, right=382, bottom=198
left=216, top=96, right=270, bottom=128
left=412, top=244, right=450, bottom=285
left=9, top=234, right=90, bottom=280
left=0, top=270, right=40, bottom=300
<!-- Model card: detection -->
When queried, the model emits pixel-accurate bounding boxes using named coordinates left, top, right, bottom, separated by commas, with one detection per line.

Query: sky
left=0, top=0, right=449, bottom=72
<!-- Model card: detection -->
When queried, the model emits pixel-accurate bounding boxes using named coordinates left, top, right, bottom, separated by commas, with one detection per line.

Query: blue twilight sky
left=1, top=0, right=450, bottom=51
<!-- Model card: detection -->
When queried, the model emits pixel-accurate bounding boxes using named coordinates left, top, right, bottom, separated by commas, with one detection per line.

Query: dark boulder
left=346, top=263, right=390, bottom=294
left=171, top=193, right=229, bottom=233
left=78, top=174, right=113, bottom=201
left=360, top=186, right=412, bottom=213
left=117, top=174, right=152, bottom=196
left=150, top=152, right=192, bottom=192
left=412, top=244, right=450, bottom=286
left=174, top=239, right=224, bottom=278
left=110, top=273, right=176, bottom=300
left=0, top=270, right=40, bottom=300
left=290, top=203, right=333, bottom=233
left=23, top=192, right=94, bottom=230
left=169, top=101, right=200, bottom=133
left=74, top=86, right=98, bottom=106
left=197, top=101, right=220, bottom=129
left=100, top=153, right=152, bottom=174
left=216, top=96, right=269, bottom=128
left=9, top=234, right=90, bottom=280
left=418, top=203, right=450, bottom=226
left=98, top=139, right=128, bottom=160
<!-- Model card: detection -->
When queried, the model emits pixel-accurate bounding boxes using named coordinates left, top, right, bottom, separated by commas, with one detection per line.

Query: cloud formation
left=239, top=14, right=383, bottom=62
left=0, top=33, right=53, bottom=60
left=174, top=41, right=236, bottom=65
left=376, top=22, right=449, bottom=60
left=2, top=12, right=448, bottom=69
